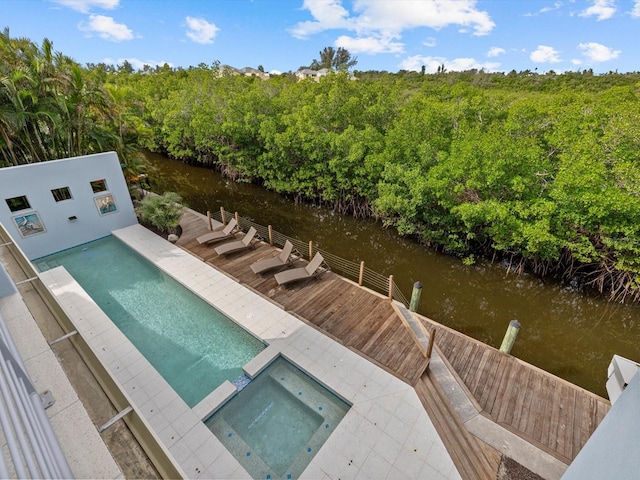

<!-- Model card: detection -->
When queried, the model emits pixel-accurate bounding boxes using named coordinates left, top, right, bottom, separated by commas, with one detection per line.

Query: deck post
left=358, top=261, right=365, bottom=286
left=388, top=275, right=393, bottom=300
left=409, top=281, right=423, bottom=312
left=207, top=211, right=213, bottom=230
left=499, top=319, right=521, bottom=354
left=268, top=225, right=273, bottom=246
left=309, top=241, right=313, bottom=260
left=426, top=327, right=435, bottom=359
left=235, top=211, right=239, bottom=226
left=220, top=206, right=226, bottom=226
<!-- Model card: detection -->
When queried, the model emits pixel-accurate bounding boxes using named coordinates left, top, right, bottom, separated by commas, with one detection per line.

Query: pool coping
left=38, top=224, right=461, bottom=479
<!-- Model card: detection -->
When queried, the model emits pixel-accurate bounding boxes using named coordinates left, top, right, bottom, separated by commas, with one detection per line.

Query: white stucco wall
left=562, top=372, right=640, bottom=479
left=0, top=152, right=138, bottom=259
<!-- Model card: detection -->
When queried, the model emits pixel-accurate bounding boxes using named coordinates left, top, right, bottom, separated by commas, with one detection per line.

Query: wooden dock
left=421, top=319, right=610, bottom=465
left=175, top=210, right=610, bottom=479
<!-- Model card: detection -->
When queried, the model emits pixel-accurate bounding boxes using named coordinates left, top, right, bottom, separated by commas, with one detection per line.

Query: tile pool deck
left=39, top=224, right=461, bottom=479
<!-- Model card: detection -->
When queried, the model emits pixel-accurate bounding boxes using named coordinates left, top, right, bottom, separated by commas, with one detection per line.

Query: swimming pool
left=34, top=236, right=265, bottom=407
left=206, top=356, right=351, bottom=479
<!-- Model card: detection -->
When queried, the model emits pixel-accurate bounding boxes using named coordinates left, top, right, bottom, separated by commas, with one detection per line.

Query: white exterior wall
left=0, top=152, right=138, bottom=259
left=562, top=372, right=640, bottom=479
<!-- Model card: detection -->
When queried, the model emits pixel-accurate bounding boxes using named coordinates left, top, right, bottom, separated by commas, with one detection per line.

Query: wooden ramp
left=175, top=209, right=609, bottom=476
left=416, top=370, right=502, bottom=480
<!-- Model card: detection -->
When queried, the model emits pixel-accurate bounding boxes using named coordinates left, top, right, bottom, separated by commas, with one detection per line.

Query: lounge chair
left=214, top=227, right=257, bottom=256
left=274, top=252, right=326, bottom=286
left=196, top=218, right=238, bottom=245
left=250, top=240, right=294, bottom=274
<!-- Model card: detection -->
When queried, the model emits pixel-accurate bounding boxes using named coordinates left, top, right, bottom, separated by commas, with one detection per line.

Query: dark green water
left=144, top=151, right=640, bottom=397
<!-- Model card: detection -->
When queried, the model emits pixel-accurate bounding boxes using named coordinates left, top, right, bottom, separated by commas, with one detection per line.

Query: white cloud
left=185, top=16, right=219, bottom=44
left=579, top=0, right=616, bottom=20
left=422, top=37, right=437, bottom=47
left=79, top=15, right=133, bottom=41
left=577, top=42, right=620, bottom=62
left=290, top=0, right=495, bottom=55
left=487, top=46, right=505, bottom=57
left=290, top=0, right=353, bottom=38
left=49, top=0, right=119, bottom=13
left=530, top=45, right=561, bottom=63
left=399, top=54, right=499, bottom=73
left=523, top=1, right=562, bottom=17
left=631, top=0, right=640, bottom=17
left=540, top=2, right=563, bottom=14
left=335, top=34, right=404, bottom=54
left=350, top=0, right=495, bottom=36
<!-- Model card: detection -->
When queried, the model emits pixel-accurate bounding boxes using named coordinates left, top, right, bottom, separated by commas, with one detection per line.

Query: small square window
left=51, top=187, right=73, bottom=202
left=90, top=179, right=108, bottom=193
left=5, top=195, right=31, bottom=212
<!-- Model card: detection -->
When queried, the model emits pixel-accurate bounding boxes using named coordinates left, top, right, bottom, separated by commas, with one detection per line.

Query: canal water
left=144, top=151, right=640, bottom=397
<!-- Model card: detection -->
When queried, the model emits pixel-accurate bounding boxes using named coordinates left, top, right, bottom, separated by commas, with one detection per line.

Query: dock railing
left=210, top=208, right=410, bottom=307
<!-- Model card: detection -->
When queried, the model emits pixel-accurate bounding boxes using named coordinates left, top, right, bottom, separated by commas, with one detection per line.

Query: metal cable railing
left=1, top=221, right=182, bottom=479
left=209, top=208, right=410, bottom=307
left=0, top=312, right=74, bottom=479
left=0, top=224, right=75, bottom=478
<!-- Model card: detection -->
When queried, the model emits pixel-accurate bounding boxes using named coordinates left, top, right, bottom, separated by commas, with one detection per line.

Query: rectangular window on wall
left=51, top=187, right=72, bottom=202
left=5, top=195, right=31, bottom=212
left=90, top=179, right=108, bottom=193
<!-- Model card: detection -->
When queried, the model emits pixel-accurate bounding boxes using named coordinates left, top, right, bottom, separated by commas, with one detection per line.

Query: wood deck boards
left=175, top=210, right=610, bottom=474
left=416, top=371, right=502, bottom=480
left=176, top=211, right=430, bottom=385
left=422, top=317, right=611, bottom=465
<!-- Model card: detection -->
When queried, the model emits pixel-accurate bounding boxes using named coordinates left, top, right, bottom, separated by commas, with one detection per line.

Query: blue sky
left=3, top=0, right=639, bottom=74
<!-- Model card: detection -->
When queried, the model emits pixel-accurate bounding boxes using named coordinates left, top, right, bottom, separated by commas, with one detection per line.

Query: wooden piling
left=426, top=328, right=435, bottom=359
left=268, top=225, right=273, bottom=246
left=388, top=275, right=394, bottom=300
left=220, top=206, right=226, bottom=226
left=308, top=241, right=313, bottom=261
left=499, top=320, right=521, bottom=354
left=207, top=211, right=213, bottom=231
left=359, top=261, right=365, bottom=286
left=234, top=211, right=239, bottom=226
left=410, top=281, right=423, bottom=312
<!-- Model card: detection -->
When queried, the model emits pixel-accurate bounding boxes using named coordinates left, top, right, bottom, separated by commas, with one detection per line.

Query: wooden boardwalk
left=175, top=210, right=610, bottom=477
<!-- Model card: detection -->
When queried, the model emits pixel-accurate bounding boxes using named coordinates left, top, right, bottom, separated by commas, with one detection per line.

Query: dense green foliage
left=113, top=64, right=640, bottom=301
left=3, top=32, right=640, bottom=301
left=0, top=30, right=146, bottom=175
left=136, top=192, right=185, bottom=234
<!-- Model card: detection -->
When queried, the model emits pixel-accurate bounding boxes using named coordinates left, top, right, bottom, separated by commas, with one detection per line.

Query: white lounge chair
left=214, top=227, right=257, bottom=256
left=274, top=252, right=326, bottom=286
left=196, top=218, right=238, bottom=245
left=250, top=240, right=294, bottom=274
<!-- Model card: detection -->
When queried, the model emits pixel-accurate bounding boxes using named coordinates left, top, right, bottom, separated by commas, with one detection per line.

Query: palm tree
left=0, top=29, right=144, bottom=168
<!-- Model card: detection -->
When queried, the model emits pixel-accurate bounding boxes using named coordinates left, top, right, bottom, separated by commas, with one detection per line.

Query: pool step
left=232, top=374, right=251, bottom=391
left=35, top=260, right=61, bottom=272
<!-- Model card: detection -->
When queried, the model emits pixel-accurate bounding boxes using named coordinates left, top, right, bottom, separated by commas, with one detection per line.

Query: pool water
left=206, top=357, right=351, bottom=479
left=34, top=236, right=265, bottom=407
